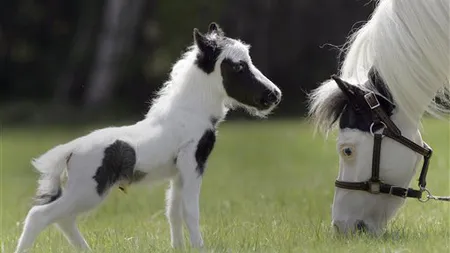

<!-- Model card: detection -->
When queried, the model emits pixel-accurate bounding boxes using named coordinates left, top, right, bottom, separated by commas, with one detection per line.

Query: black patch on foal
left=195, top=129, right=216, bottom=175
left=221, top=58, right=269, bottom=110
left=93, top=140, right=138, bottom=195
left=195, top=41, right=222, bottom=74
left=193, top=23, right=227, bottom=74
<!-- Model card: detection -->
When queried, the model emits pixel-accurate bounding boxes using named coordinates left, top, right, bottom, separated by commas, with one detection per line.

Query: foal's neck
left=146, top=65, right=227, bottom=124
left=178, top=68, right=227, bottom=119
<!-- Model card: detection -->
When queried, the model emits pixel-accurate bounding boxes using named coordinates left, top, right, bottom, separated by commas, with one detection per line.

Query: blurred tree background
left=0, top=0, right=375, bottom=125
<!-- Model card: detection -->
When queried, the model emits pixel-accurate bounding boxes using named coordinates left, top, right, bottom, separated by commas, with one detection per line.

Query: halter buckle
left=368, top=181, right=381, bottom=194
left=364, top=93, right=380, bottom=109
left=389, top=186, right=408, bottom=198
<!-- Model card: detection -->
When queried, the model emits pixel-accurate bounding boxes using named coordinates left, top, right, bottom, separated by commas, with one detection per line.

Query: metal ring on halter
left=369, top=122, right=387, bottom=137
left=418, top=188, right=432, bottom=203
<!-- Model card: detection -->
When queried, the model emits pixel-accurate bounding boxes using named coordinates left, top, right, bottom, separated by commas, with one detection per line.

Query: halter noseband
left=332, top=75, right=449, bottom=202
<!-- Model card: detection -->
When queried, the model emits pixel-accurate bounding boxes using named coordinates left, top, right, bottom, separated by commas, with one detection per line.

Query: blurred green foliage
left=0, top=0, right=375, bottom=124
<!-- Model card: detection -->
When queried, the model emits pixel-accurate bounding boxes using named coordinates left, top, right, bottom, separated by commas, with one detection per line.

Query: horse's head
left=309, top=0, right=449, bottom=236
left=309, top=70, right=426, bottom=235
left=192, top=22, right=281, bottom=117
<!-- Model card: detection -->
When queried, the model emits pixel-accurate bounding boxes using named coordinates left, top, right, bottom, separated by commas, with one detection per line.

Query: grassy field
left=1, top=119, right=449, bottom=253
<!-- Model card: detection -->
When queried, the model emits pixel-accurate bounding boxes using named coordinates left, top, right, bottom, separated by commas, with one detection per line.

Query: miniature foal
left=15, top=22, right=281, bottom=252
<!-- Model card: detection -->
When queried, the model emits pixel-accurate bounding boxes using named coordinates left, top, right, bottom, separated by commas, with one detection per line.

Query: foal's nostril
left=267, top=92, right=277, bottom=103
left=355, top=220, right=368, bottom=232
left=260, top=90, right=279, bottom=106
left=274, top=89, right=281, bottom=100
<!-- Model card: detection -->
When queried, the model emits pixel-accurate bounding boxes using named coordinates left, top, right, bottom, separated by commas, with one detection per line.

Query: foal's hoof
left=171, top=241, right=185, bottom=250
left=192, top=242, right=205, bottom=252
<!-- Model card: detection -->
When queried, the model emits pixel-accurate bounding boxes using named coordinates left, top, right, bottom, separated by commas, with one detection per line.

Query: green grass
left=1, top=119, right=449, bottom=253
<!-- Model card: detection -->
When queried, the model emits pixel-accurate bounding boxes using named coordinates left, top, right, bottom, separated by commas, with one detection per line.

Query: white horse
left=15, top=22, right=281, bottom=252
left=309, top=0, right=449, bottom=235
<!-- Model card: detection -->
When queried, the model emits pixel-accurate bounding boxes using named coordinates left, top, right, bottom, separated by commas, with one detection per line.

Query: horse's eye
left=233, top=63, right=244, bottom=72
left=341, top=146, right=354, bottom=158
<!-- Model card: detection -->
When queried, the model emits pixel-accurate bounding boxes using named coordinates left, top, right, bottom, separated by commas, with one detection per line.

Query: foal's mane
left=309, top=0, right=450, bottom=133
left=145, top=46, right=198, bottom=117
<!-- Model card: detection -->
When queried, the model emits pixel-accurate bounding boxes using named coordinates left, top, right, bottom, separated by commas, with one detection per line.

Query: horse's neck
left=390, top=109, right=420, bottom=134
left=369, top=72, right=441, bottom=131
left=392, top=82, right=444, bottom=131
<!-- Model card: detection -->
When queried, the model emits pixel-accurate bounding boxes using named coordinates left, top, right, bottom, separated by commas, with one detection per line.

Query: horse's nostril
left=355, top=220, right=368, bottom=232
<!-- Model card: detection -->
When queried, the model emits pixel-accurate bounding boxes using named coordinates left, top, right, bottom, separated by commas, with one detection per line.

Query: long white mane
left=309, top=0, right=450, bottom=132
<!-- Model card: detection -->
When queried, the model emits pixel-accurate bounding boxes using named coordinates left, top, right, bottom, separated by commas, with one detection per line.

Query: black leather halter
left=331, top=75, right=449, bottom=202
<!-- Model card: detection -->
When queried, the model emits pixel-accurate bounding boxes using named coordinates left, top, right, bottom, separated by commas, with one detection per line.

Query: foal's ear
left=193, top=28, right=206, bottom=44
left=208, top=22, right=224, bottom=36
left=193, top=28, right=210, bottom=51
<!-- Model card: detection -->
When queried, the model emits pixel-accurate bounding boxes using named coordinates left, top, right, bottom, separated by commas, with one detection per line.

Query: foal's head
left=192, top=22, right=281, bottom=116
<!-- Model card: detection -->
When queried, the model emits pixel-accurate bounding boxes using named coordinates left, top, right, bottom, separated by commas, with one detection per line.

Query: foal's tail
left=32, top=141, right=77, bottom=205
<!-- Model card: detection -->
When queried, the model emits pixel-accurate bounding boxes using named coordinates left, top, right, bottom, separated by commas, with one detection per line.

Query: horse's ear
left=208, top=22, right=224, bottom=36
left=331, top=75, right=360, bottom=99
left=193, top=28, right=209, bottom=51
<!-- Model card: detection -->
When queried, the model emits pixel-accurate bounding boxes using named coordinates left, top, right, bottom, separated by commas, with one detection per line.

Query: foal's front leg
left=181, top=176, right=203, bottom=248
left=176, top=144, right=204, bottom=248
left=166, top=176, right=184, bottom=248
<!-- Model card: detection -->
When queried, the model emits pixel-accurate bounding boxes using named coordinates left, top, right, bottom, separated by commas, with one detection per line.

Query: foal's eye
left=340, top=146, right=354, bottom=158
left=233, top=63, right=244, bottom=72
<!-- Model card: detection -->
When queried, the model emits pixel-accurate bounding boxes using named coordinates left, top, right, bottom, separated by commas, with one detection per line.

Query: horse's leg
left=166, top=175, right=184, bottom=248
left=176, top=146, right=204, bottom=248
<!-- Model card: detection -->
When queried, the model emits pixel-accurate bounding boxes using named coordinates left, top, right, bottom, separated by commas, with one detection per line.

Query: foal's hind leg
left=14, top=198, right=78, bottom=253
left=15, top=184, right=103, bottom=253
left=55, top=215, right=90, bottom=250
left=15, top=203, right=56, bottom=253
